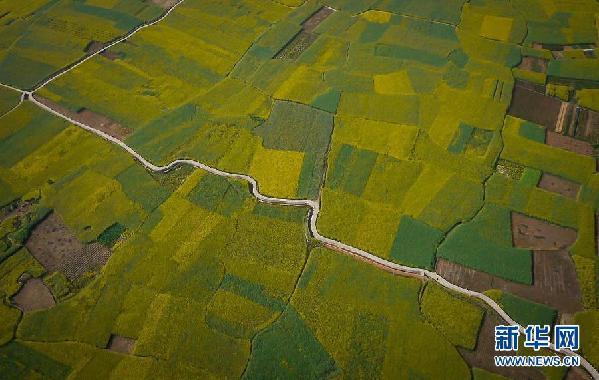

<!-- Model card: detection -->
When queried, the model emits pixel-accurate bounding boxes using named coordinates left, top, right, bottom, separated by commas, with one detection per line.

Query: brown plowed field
left=436, top=252, right=582, bottom=314
left=511, top=212, right=577, bottom=250
left=508, top=83, right=562, bottom=129
left=107, top=334, right=136, bottom=354
left=151, top=0, right=179, bottom=9
left=518, top=56, right=548, bottom=73
left=459, top=313, right=544, bottom=379
left=537, top=173, right=580, bottom=199
left=26, top=212, right=112, bottom=280
left=33, top=96, right=132, bottom=140
left=546, top=131, right=593, bottom=156
left=12, top=278, right=55, bottom=312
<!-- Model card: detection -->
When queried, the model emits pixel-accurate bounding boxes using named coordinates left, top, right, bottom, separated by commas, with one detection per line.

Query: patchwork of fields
left=1, top=0, right=599, bottom=378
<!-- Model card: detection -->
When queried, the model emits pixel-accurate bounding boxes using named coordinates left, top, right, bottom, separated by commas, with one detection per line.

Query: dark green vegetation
left=243, top=308, right=337, bottom=379
left=96, top=223, right=126, bottom=248
left=438, top=204, right=533, bottom=284
left=496, top=291, right=557, bottom=326
left=389, top=215, right=443, bottom=269
left=254, top=100, right=334, bottom=199
left=0, top=105, right=492, bottom=379
left=0, top=199, right=51, bottom=262
left=0, top=87, right=21, bottom=116
left=0, top=0, right=166, bottom=89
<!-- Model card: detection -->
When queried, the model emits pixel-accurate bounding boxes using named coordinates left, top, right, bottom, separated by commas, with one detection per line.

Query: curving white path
left=30, top=0, right=186, bottom=92
left=1, top=0, right=596, bottom=377
left=28, top=94, right=598, bottom=379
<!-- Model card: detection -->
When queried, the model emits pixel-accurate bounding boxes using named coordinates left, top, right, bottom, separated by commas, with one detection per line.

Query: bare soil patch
left=302, top=7, right=334, bottom=33
left=459, top=313, right=544, bottom=379
left=33, top=96, right=132, bottom=140
left=274, top=32, right=318, bottom=59
left=566, top=366, right=593, bottom=380
left=518, top=56, right=548, bottom=73
left=508, top=83, right=562, bottom=129
left=85, top=41, right=104, bottom=55
left=107, top=334, right=136, bottom=354
left=537, top=173, right=580, bottom=199
left=575, top=108, right=599, bottom=144
left=76, top=108, right=132, bottom=139
left=26, top=212, right=112, bottom=280
left=514, top=79, right=545, bottom=94
left=512, top=213, right=577, bottom=250
left=274, top=6, right=334, bottom=59
left=84, top=41, right=121, bottom=60
left=555, top=102, right=577, bottom=134
left=541, top=43, right=596, bottom=52
left=533, top=250, right=582, bottom=312
left=546, top=131, right=593, bottom=156
left=12, top=278, right=55, bottom=312
left=436, top=251, right=582, bottom=314
left=151, top=0, right=179, bottom=9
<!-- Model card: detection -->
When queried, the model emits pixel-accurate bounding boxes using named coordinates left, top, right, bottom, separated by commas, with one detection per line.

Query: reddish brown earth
left=12, top=278, right=55, bottom=312
left=459, top=314, right=544, bottom=379
left=436, top=252, right=582, bottom=314
left=26, top=212, right=111, bottom=280
left=566, top=366, right=593, bottom=380
left=537, top=173, right=580, bottom=199
left=151, top=0, right=179, bottom=9
left=33, top=96, right=132, bottom=140
left=575, top=108, right=599, bottom=144
left=302, top=6, right=334, bottom=32
left=107, top=334, right=136, bottom=354
left=85, top=41, right=121, bottom=60
left=546, top=131, right=594, bottom=156
left=508, top=83, right=562, bottom=129
left=85, top=41, right=105, bottom=55
left=540, top=43, right=596, bottom=59
left=511, top=213, right=577, bottom=250
left=76, top=108, right=132, bottom=139
left=514, top=80, right=546, bottom=94
left=275, top=6, right=334, bottom=59
left=518, top=56, right=548, bottom=73
left=555, top=102, right=577, bottom=134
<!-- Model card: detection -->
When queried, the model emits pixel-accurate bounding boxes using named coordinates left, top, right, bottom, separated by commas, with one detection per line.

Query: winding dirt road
left=27, top=94, right=599, bottom=379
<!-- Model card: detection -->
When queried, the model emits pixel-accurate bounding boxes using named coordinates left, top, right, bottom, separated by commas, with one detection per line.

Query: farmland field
left=1, top=0, right=599, bottom=379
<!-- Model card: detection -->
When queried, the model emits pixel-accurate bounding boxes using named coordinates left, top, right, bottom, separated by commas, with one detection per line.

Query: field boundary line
left=2, top=0, right=186, bottom=92
left=26, top=93, right=599, bottom=380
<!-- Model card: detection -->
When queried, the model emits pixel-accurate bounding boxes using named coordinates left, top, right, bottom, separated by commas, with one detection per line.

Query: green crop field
left=1, top=0, right=599, bottom=378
